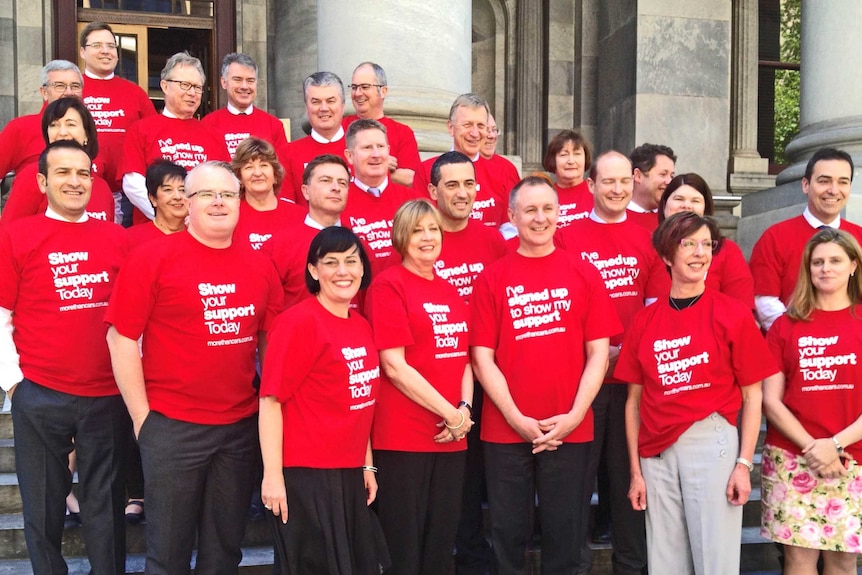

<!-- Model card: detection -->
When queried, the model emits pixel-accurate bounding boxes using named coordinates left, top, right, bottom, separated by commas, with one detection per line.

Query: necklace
left=154, top=219, right=184, bottom=234
left=669, top=292, right=703, bottom=311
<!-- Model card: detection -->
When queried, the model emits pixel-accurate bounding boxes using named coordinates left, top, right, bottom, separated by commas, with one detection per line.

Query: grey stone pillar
left=728, top=0, right=773, bottom=195
left=515, top=0, right=545, bottom=171
left=273, top=0, right=471, bottom=151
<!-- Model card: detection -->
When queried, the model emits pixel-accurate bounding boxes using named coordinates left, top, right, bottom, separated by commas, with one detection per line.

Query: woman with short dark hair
left=542, top=129, right=593, bottom=228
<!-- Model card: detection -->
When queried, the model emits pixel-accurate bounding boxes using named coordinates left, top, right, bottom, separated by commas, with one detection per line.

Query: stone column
left=728, top=0, right=772, bottom=195
left=272, top=0, right=471, bottom=151
left=515, top=0, right=545, bottom=171
left=778, top=0, right=862, bottom=185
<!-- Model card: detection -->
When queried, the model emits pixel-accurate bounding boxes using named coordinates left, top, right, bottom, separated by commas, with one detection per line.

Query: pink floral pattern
left=761, top=445, right=862, bottom=552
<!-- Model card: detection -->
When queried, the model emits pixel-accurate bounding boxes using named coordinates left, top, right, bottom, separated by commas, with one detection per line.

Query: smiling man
left=341, top=118, right=416, bottom=269
left=470, top=175, right=621, bottom=575
left=342, top=62, right=421, bottom=187
left=202, top=53, right=290, bottom=166
left=750, top=147, right=862, bottom=330
left=79, top=22, right=156, bottom=198
left=0, top=140, right=129, bottom=575
left=627, top=143, right=676, bottom=232
left=121, top=52, right=229, bottom=223
left=107, top=160, right=282, bottom=574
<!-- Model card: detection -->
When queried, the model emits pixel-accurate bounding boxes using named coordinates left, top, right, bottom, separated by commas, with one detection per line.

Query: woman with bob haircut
left=259, top=226, right=388, bottom=574
left=231, top=136, right=301, bottom=250
left=542, top=129, right=593, bottom=228
left=1, top=97, right=114, bottom=225
left=657, top=173, right=754, bottom=308
left=761, top=228, right=862, bottom=574
left=365, top=199, right=474, bottom=574
left=615, top=211, right=778, bottom=574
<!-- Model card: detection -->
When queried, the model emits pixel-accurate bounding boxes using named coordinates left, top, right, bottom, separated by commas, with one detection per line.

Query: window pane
left=78, top=1, right=213, bottom=16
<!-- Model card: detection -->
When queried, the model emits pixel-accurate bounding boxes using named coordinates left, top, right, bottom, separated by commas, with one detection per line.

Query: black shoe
left=591, top=525, right=611, bottom=544
left=125, top=499, right=145, bottom=525
left=64, top=511, right=82, bottom=529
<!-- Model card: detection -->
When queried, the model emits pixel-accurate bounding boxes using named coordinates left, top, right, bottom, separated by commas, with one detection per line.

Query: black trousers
left=12, top=378, right=129, bottom=575
left=578, top=385, right=647, bottom=575
left=375, top=449, right=467, bottom=575
left=138, top=411, right=257, bottom=575
left=484, top=441, right=590, bottom=575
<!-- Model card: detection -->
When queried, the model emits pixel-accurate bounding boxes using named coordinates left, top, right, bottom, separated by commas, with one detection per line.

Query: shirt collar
left=311, top=126, right=345, bottom=144
left=627, top=201, right=654, bottom=214
left=304, top=213, right=342, bottom=230
left=352, top=177, right=389, bottom=195
left=589, top=209, right=626, bottom=224
left=84, top=69, right=114, bottom=81
left=450, top=146, right=480, bottom=162
left=46, top=207, right=88, bottom=223
left=162, top=108, right=179, bottom=119
left=803, top=206, right=841, bottom=229
left=227, top=102, right=254, bottom=115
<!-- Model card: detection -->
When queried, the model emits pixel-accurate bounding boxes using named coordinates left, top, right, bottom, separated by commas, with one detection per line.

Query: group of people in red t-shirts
left=2, top=22, right=861, bottom=575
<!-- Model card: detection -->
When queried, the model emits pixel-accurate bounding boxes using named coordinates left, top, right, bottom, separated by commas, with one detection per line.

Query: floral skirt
left=761, top=444, right=862, bottom=552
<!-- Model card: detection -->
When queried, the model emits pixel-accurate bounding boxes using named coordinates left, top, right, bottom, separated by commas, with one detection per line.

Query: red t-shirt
left=0, top=215, right=127, bottom=396
left=343, top=114, right=421, bottom=173
left=366, top=265, right=470, bottom=452
left=121, top=114, right=230, bottom=175
left=261, top=219, right=320, bottom=311
left=706, top=238, right=755, bottom=309
left=105, top=232, right=283, bottom=425
left=750, top=215, right=862, bottom=302
left=559, top=218, right=667, bottom=348
left=233, top=200, right=304, bottom=251
left=414, top=155, right=514, bottom=228
left=625, top=209, right=659, bottom=233
left=83, top=75, right=157, bottom=189
left=0, top=109, right=45, bottom=177
left=766, top=308, right=862, bottom=460
left=1, top=163, right=115, bottom=226
left=614, top=289, right=777, bottom=457
left=280, top=135, right=349, bottom=205
left=342, top=180, right=415, bottom=268
left=125, top=221, right=170, bottom=248
left=261, top=297, right=379, bottom=467
left=202, top=106, right=290, bottom=167
left=436, top=221, right=507, bottom=305
left=556, top=181, right=593, bottom=229
left=470, top=249, right=622, bottom=444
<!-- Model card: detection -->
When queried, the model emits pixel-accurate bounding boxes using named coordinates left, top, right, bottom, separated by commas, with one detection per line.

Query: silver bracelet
left=832, top=436, right=845, bottom=454
left=736, top=457, right=754, bottom=472
left=362, top=465, right=378, bottom=473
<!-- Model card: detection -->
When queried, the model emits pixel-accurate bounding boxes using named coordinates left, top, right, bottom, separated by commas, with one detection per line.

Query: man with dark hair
left=79, top=21, right=157, bottom=203
left=413, top=94, right=521, bottom=230
left=341, top=118, right=416, bottom=269
left=429, top=150, right=506, bottom=574
left=343, top=61, right=421, bottom=187
left=0, top=140, right=130, bottom=574
left=750, top=147, right=862, bottom=330
left=627, top=143, right=676, bottom=231
left=0, top=60, right=84, bottom=180
left=121, top=52, right=229, bottom=223
left=107, top=160, right=282, bottom=574
left=280, top=71, right=349, bottom=204
left=264, top=154, right=352, bottom=310
left=471, top=176, right=621, bottom=574
left=202, top=53, right=290, bottom=165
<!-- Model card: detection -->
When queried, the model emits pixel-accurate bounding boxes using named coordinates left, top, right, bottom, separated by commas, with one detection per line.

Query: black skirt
left=269, top=467, right=390, bottom=575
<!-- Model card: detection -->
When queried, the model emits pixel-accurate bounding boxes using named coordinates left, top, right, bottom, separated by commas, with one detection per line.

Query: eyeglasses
left=679, top=239, right=718, bottom=251
left=44, top=82, right=83, bottom=94
left=164, top=79, right=204, bottom=94
left=348, top=83, right=384, bottom=92
left=188, top=191, right=240, bottom=201
left=487, top=128, right=500, bottom=135
left=84, top=42, right=117, bottom=51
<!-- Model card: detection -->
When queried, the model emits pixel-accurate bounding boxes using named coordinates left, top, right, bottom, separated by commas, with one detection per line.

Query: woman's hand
left=434, top=405, right=474, bottom=443
left=815, top=457, right=849, bottom=479
left=628, top=474, right=647, bottom=511
left=726, top=464, right=752, bottom=506
left=364, top=469, right=378, bottom=505
left=261, top=470, right=288, bottom=524
left=802, top=438, right=845, bottom=474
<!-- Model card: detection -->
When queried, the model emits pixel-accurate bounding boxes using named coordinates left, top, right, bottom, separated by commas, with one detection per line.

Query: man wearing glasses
left=343, top=62, right=421, bottom=187
left=202, top=53, right=290, bottom=166
left=107, top=161, right=282, bottom=574
left=0, top=60, right=83, bottom=180
left=79, top=21, right=156, bottom=218
left=121, top=52, right=229, bottom=224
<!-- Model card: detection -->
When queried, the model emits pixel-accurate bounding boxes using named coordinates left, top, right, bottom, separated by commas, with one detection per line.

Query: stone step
left=0, top=512, right=273, bottom=560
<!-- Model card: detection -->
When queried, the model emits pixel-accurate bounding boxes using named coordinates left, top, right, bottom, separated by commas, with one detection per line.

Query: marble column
left=728, top=0, right=772, bottom=195
left=777, top=0, right=862, bottom=185
left=273, top=0, right=471, bottom=151
left=515, top=0, right=545, bottom=171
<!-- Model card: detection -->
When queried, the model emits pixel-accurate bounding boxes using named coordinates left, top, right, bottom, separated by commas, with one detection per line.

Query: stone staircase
left=0, top=413, right=857, bottom=574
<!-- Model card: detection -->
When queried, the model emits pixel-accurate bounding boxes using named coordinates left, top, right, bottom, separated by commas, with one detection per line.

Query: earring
left=83, top=140, right=88, bottom=146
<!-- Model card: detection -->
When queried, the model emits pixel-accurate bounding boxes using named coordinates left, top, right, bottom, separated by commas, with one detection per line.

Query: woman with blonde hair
left=761, top=228, right=862, bottom=574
